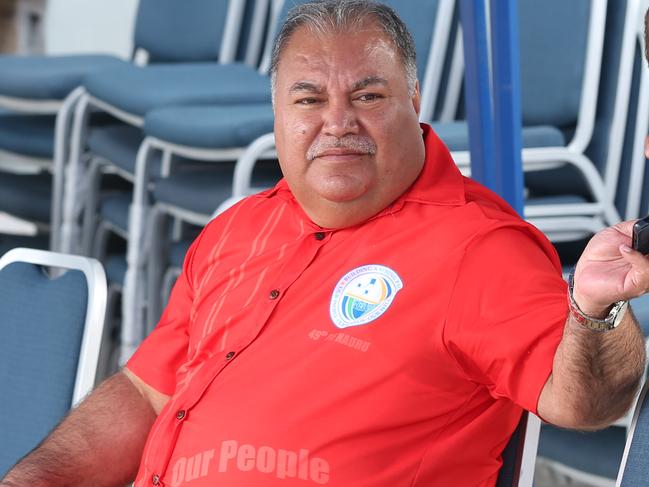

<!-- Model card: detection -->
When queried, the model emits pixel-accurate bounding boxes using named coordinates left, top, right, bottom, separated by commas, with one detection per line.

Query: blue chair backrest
left=519, top=0, right=591, bottom=128
left=275, top=0, right=441, bottom=82
left=0, top=263, right=88, bottom=476
left=618, top=382, right=649, bottom=486
left=133, top=0, right=233, bottom=63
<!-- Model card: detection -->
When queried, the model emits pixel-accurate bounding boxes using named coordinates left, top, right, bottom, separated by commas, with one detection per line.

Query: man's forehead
left=279, top=20, right=398, bottom=66
left=276, top=24, right=401, bottom=87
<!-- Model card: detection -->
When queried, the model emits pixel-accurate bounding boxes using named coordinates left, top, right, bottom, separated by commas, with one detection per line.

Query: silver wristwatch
left=568, top=273, right=629, bottom=332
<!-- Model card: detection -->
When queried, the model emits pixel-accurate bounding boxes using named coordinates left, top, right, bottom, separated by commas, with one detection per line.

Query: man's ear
left=411, top=80, right=421, bottom=116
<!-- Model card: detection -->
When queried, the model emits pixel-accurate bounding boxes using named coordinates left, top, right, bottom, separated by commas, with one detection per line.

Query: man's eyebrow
left=289, top=81, right=323, bottom=94
left=352, top=75, right=388, bottom=91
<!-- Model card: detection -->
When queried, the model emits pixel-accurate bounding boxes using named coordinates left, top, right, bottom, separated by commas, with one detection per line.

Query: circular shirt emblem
left=330, top=265, right=403, bottom=329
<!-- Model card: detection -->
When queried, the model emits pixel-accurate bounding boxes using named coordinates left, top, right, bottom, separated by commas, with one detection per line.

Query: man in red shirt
left=3, top=1, right=648, bottom=486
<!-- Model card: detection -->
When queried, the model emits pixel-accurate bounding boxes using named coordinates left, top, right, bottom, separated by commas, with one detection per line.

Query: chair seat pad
left=104, top=254, right=127, bottom=286
left=538, top=424, right=625, bottom=480
left=0, top=111, right=55, bottom=158
left=0, top=54, right=127, bottom=100
left=88, top=124, right=163, bottom=176
left=84, top=63, right=271, bottom=117
left=153, top=162, right=282, bottom=216
left=430, top=121, right=566, bottom=152
left=99, top=191, right=131, bottom=232
left=144, top=103, right=274, bottom=149
left=0, top=172, right=51, bottom=223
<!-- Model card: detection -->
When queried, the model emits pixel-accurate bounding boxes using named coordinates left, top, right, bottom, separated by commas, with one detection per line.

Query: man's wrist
left=568, top=273, right=629, bottom=331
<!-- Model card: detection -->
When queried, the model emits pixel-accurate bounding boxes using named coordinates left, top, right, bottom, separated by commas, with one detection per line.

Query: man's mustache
left=306, top=135, right=377, bottom=161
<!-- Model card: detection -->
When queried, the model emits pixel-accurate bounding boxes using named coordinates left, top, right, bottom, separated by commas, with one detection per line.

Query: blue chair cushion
left=144, top=104, right=274, bottom=149
left=538, top=424, right=626, bottom=480
left=104, top=254, right=127, bottom=286
left=431, top=121, right=566, bottom=152
left=525, top=165, right=592, bottom=200
left=153, top=161, right=282, bottom=215
left=99, top=191, right=131, bottom=233
left=88, top=124, right=164, bottom=176
left=0, top=262, right=87, bottom=475
left=83, top=63, right=271, bottom=117
left=0, top=54, right=126, bottom=100
left=0, top=111, right=55, bottom=158
left=0, top=172, right=51, bottom=223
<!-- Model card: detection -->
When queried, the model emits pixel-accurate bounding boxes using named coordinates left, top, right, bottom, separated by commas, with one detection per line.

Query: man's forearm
left=543, top=310, right=646, bottom=429
left=1, top=371, right=157, bottom=487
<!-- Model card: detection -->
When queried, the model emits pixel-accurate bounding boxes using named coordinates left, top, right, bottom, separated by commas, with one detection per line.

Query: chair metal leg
left=61, top=90, right=91, bottom=255
left=146, top=206, right=170, bottom=333
left=51, top=86, right=84, bottom=252
left=80, top=157, right=108, bottom=256
left=120, top=138, right=155, bottom=364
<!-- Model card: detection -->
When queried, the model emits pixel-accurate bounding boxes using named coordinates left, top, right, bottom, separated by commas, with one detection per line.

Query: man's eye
left=357, top=93, right=382, bottom=102
left=296, top=98, right=319, bottom=105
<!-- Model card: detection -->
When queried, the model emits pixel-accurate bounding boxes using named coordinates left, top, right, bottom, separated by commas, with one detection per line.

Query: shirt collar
left=268, top=122, right=466, bottom=223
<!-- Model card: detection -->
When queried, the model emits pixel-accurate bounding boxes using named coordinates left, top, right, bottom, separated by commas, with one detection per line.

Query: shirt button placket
left=175, top=409, right=186, bottom=421
left=152, top=473, right=161, bottom=486
left=269, top=289, right=280, bottom=300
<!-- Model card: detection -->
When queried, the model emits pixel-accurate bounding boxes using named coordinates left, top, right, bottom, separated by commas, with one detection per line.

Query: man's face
left=273, top=21, right=425, bottom=229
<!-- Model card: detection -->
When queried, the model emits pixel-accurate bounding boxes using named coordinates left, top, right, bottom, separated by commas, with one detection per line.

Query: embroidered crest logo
left=330, top=265, right=403, bottom=329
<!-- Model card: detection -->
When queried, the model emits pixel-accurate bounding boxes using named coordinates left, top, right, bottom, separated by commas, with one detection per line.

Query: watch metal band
left=567, top=273, right=628, bottom=332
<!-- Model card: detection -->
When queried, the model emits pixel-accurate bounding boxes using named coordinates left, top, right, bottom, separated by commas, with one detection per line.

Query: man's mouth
left=307, top=136, right=377, bottom=161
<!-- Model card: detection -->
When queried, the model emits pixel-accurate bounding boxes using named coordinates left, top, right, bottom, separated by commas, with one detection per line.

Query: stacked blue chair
left=0, top=247, right=107, bottom=476
left=0, top=50, right=124, bottom=251
left=58, top=0, right=270, bottom=362
left=0, top=0, right=248, bottom=254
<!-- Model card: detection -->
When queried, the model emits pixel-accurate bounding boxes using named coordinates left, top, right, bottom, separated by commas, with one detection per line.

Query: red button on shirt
left=128, top=125, right=567, bottom=486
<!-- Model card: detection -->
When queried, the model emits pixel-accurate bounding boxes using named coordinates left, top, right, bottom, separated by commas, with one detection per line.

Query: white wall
left=44, top=0, right=138, bottom=58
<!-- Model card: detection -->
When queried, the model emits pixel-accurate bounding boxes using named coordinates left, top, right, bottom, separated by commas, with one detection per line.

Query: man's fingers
left=620, top=244, right=649, bottom=293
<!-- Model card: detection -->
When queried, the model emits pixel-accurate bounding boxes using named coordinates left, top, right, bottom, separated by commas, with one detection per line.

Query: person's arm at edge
left=537, top=308, right=645, bottom=430
left=0, top=369, right=170, bottom=487
left=538, top=221, right=648, bottom=430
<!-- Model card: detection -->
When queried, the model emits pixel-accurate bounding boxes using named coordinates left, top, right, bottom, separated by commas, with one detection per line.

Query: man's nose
left=322, top=99, right=359, bottom=137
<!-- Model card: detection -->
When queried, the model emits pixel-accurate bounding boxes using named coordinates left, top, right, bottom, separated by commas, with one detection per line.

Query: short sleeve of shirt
left=125, top=232, right=203, bottom=396
left=443, top=225, right=568, bottom=414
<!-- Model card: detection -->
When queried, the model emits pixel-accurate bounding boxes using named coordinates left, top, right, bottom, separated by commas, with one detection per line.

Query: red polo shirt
left=127, top=124, right=567, bottom=486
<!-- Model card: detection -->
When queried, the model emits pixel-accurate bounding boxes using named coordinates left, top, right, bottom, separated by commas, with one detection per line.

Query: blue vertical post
left=490, top=0, right=525, bottom=215
left=459, top=0, right=525, bottom=216
left=458, top=0, right=496, bottom=190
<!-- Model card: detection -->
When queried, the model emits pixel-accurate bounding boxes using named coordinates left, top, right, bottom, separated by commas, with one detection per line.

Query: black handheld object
left=632, top=216, right=649, bottom=254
